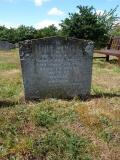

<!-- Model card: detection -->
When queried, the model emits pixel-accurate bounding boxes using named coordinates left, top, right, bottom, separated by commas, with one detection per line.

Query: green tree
left=6, top=28, right=17, bottom=43
left=0, top=25, right=59, bottom=43
left=15, top=25, right=37, bottom=42
left=60, top=5, right=119, bottom=48
left=40, top=25, right=58, bottom=37
left=0, top=26, right=9, bottom=41
left=111, top=25, right=120, bottom=36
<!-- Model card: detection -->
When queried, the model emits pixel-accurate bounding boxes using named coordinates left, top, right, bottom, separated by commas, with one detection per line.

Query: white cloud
left=34, top=0, right=50, bottom=6
left=0, top=21, right=20, bottom=28
left=35, top=20, right=60, bottom=29
left=48, top=7, right=64, bottom=16
left=96, top=10, right=104, bottom=15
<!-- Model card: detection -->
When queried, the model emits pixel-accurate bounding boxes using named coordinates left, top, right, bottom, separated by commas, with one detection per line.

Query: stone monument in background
left=19, top=36, right=94, bottom=100
left=0, top=40, right=15, bottom=50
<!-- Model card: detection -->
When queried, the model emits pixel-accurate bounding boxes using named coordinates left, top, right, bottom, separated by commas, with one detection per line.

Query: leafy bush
left=60, top=5, right=119, bottom=48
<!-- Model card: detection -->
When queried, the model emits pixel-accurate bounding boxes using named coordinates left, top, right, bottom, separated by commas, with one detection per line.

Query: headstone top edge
left=19, top=36, right=94, bottom=45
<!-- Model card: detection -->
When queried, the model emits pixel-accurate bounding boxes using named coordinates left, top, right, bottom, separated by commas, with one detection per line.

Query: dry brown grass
left=0, top=50, right=120, bottom=160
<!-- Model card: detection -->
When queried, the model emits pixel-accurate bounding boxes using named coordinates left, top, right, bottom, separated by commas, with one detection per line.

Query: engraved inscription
left=19, top=36, right=94, bottom=99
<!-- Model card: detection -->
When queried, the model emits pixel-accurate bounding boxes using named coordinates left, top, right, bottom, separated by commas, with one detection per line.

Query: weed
left=100, top=115, right=112, bottom=127
left=99, top=130, right=113, bottom=143
left=33, top=128, right=92, bottom=160
left=34, top=105, right=58, bottom=128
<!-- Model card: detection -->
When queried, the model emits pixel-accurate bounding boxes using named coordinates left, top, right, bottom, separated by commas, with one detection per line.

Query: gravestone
left=19, top=36, right=94, bottom=100
left=0, top=40, right=15, bottom=50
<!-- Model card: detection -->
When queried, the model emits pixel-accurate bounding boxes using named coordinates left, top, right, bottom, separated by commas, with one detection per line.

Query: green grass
left=34, top=105, right=59, bottom=128
left=0, top=78, right=22, bottom=100
left=0, top=103, right=92, bottom=159
left=32, top=129, right=92, bottom=160
left=0, top=51, right=120, bottom=160
left=0, top=63, right=18, bottom=70
left=112, top=66, right=120, bottom=73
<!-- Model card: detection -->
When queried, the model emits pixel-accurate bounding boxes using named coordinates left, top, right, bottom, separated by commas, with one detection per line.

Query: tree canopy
left=0, top=25, right=59, bottom=44
left=60, top=5, right=119, bottom=48
left=0, top=5, right=119, bottom=48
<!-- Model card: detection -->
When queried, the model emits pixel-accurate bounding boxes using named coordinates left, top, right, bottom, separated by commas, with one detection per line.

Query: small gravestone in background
left=0, top=40, right=15, bottom=50
left=19, top=36, right=94, bottom=100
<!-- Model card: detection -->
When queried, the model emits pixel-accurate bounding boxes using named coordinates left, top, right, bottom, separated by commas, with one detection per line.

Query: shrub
left=60, top=5, right=119, bottom=48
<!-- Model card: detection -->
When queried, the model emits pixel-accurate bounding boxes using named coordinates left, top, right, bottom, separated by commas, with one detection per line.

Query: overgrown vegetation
left=33, top=129, right=92, bottom=160
left=0, top=50, right=120, bottom=159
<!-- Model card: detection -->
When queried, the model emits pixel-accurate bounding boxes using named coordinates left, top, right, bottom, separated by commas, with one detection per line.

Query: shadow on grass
left=0, top=92, right=120, bottom=107
left=94, top=56, right=106, bottom=59
left=93, top=57, right=118, bottom=64
left=109, top=59, right=118, bottom=64
left=0, top=100, right=19, bottom=108
left=89, top=93, right=120, bottom=100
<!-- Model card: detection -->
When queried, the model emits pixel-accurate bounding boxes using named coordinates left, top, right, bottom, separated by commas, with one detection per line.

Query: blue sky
left=0, top=0, right=120, bottom=29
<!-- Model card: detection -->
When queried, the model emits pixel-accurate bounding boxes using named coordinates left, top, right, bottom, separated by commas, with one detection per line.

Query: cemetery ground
left=0, top=50, right=120, bottom=160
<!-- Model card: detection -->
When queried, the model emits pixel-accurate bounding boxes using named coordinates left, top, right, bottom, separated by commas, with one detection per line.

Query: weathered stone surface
left=0, top=41, right=15, bottom=50
left=19, top=36, right=94, bottom=100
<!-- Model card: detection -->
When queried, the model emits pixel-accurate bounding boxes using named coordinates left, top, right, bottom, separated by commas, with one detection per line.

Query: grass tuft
left=34, top=105, right=58, bottom=128
left=33, top=128, right=92, bottom=160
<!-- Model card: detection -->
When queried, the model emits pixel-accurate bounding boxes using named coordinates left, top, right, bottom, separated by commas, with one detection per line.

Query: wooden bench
left=95, top=36, right=120, bottom=65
